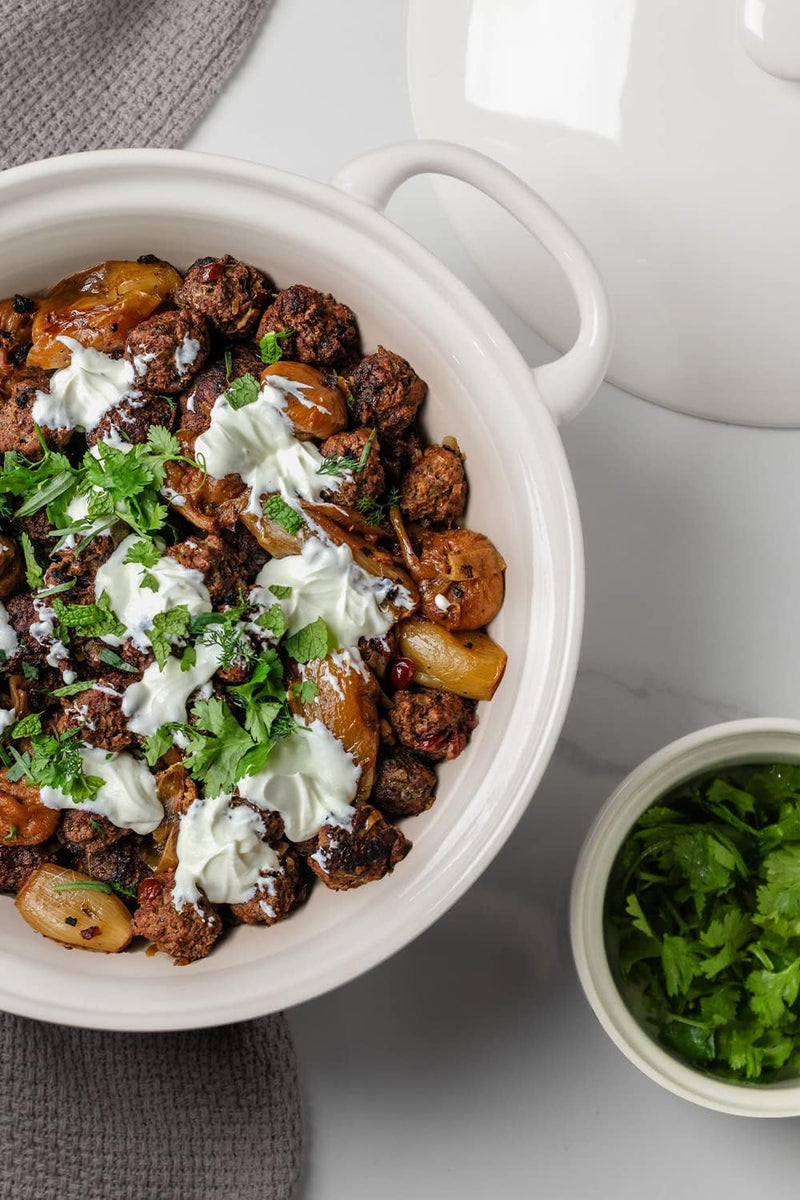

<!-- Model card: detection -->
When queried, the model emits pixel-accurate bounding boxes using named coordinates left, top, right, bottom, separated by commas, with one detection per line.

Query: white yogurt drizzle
left=250, top=537, right=406, bottom=647
left=236, top=718, right=360, bottom=843
left=33, top=336, right=138, bottom=431
left=0, top=600, right=18, bottom=662
left=94, top=533, right=211, bottom=649
left=192, top=380, right=330, bottom=517
left=122, top=641, right=223, bottom=736
left=39, top=746, right=164, bottom=834
left=172, top=794, right=281, bottom=910
left=174, top=335, right=201, bottom=375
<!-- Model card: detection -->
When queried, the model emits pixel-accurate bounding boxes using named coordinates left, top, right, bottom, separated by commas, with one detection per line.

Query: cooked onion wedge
left=261, top=362, right=348, bottom=440
left=16, top=864, right=133, bottom=953
left=289, top=654, right=380, bottom=800
left=397, top=617, right=507, bottom=701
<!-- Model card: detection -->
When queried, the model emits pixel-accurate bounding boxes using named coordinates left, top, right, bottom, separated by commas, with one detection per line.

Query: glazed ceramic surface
left=572, top=719, right=800, bottom=1117
left=408, top=0, right=800, bottom=426
left=0, top=143, right=610, bottom=1029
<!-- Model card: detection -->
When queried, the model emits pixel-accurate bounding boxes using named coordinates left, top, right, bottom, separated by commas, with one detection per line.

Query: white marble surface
left=188, top=1, right=800, bottom=1195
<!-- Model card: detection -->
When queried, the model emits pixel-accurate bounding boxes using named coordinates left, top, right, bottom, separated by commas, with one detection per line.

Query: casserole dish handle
left=331, top=140, right=613, bottom=425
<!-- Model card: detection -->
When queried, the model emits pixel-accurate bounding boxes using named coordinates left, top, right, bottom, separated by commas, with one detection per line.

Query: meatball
left=319, top=427, right=385, bottom=509
left=166, top=534, right=245, bottom=604
left=179, top=344, right=263, bottom=435
left=0, top=534, right=24, bottom=600
left=388, top=688, right=478, bottom=762
left=307, top=805, right=408, bottom=890
left=124, top=308, right=210, bottom=395
left=0, top=371, right=71, bottom=457
left=56, top=681, right=133, bottom=752
left=400, top=444, right=467, bottom=526
left=178, top=255, right=272, bottom=337
left=13, top=509, right=52, bottom=554
left=0, top=843, right=58, bottom=892
left=131, top=868, right=222, bottom=965
left=43, top=532, right=120, bottom=606
left=70, top=837, right=151, bottom=897
left=372, top=748, right=438, bottom=818
left=229, top=841, right=308, bottom=925
left=87, top=392, right=175, bottom=448
left=57, top=810, right=127, bottom=854
left=4, top=593, right=58, bottom=674
left=76, top=638, right=150, bottom=678
left=346, top=347, right=426, bottom=444
left=256, top=284, right=359, bottom=368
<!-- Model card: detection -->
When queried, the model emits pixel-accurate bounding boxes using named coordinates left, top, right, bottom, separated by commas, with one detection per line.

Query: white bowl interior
left=571, top=719, right=800, bottom=1117
left=0, top=152, right=582, bottom=1028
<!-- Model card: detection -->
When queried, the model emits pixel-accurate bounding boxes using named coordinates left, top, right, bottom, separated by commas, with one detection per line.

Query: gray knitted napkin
left=0, top=1011, right=303, bottom=1199
left=0, top=0, right=273, bottom=169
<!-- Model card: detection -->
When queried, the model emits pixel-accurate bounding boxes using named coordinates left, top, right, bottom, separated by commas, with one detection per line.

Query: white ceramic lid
left=408, top=0, right=800, bottom=426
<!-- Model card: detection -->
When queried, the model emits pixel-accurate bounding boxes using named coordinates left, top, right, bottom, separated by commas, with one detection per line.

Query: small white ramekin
left=571, top=718, right=800, bottom=1117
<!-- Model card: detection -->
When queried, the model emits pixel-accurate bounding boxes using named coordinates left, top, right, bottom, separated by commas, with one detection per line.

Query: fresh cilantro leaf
left=292, top=679, right=320, bottom=705
left=8, top=726, right=103, bottom=803
left=226, top=373, right=261, bottom=411
left=255, top=604, right=286, bottom=639
left=141, top=572, right=160, bottom=592
left=182, top=698, right=258, bottom=795
left=97, top=648, right=137, bottom=673
left=262, top=494, right=304, bottom=535
left=747, top=962, right=800, bottom=1025
left=283, top=617, right=334, bottom=664
left=258, top=328, right=292, bottom=365
left=20, top=533, right=43, bottom=589
left=148, top=605, right=191, bottom=670
left=143, top=724, right=174, bottom=767
left=124, top=538, right=162, bottom=569
left=661, top=935, right=701, bottom=997
left=21, top=662, right=38, bottom=681
left=146, top=426, right=180, bottom=457
left=53, top=591, right=125, bottom=639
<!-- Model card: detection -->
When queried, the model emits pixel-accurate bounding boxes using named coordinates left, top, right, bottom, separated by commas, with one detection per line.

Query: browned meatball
left=228, top=841, right=308, bottom=925
left=179, top=344, right=263, bottom=435
left=43, top=531, right=120, bottom=606
left=307, top=804, right=408, bottom=890
left=346, top=347, right=426, bottom=445
left=358, top=628, right=396, bottom=682
left=178, top=255, right=272, bottom=337
left=256, top=284, right=359, bottom=367
left=319, top=427, right=385, bottom=508
left=131, top=869, right=222, bottom=965
left=86, top=392, right=175, bottom=447
left=372, top=748, right=438, bottom=818
left=13, top=509, right=52, bottom=553
left=388, top=688, right=478, bottom=762
left=0, top=843, right=58, bottom=892
left=0, top=371, right=71, bottom=457
left=56, top=681, right=133, bottom=752
left=0, top=535, right=24, bottom=600
left=57, top=810, right=128, bottom=854
left=4, top=593, right=55, bottom=673
left=124, top=309, right=210, bottom=395
left=166, top=533, right=245, bottom=604
left=400, top=444, right=467, bottom=526
left=70, top=837, right=151, bottom=897
left=76, top=638, right=150, bottom=678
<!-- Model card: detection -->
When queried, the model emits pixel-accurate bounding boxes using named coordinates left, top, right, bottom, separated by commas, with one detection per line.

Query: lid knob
left=740, top=0, right=800, bottom=80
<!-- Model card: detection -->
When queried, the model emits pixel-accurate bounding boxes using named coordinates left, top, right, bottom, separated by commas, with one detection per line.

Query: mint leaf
left=148, top=605, right=191, bottom=670
left=283, top=617, right=334, bottom=664
left=53, top=591, right=125, bottom=639
left=143, top=724, right=174, bottom=767
left=258, top=328, right=292, bottom=365
left=269, top=585, right=292, bottom=600
left=292, top=679, right=320, bottom=705
left=262, top=494, right=304, bottom=535
left=255, top=604, right=286, bottom=639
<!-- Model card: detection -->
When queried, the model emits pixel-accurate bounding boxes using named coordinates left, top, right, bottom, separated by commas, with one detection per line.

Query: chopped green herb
left=53, top=591, right=125, bottom=640
left=180, top=644, right=197, bottom=672
left=255, top=604, right=286, bottom=640
left=226, top=373, right=261, bottom=411
left=3, top=825, right=16, bottom=841
left=50, top=680, right=96, bottom=698
left=608, top=763, right=800, bottom=1083
left=140, top=572, right=160, bottom=593
left=11, top=712, right=42, bottom=740
left=224, top=348, right=233, bottom=381
left=262, top=494, right=303, bottom=535
left=36, top=579, right=77, bottom=599
left=258, top=328, right=292, bottom=365
left=283, top=617, right=334, bottom=664
left=112, top=882, right=138, bottom=900
left=21, top=663, right=39, bottom=681
left=292, top=680, right=320, bottom=705
left=52, top=881, right=113, bottom=895
left=20, top=533, right=43, bottom=589
left=148, top=605, right=191, bottom=670
left=143, top=725, right=174, bottom=767
left=355, top=487, right=401, bottom=527
left=97, top=648, right=137, bottom=673
left=123, top=538, right=162, bottom=569
left=182, top=698, right=270, bottom=795
left=7, top=725, right=103, bottom=804
left=269, top=584, right=292, bottom=600
left=89, top=818, right=104, bottom=835
left=317, top=428, right=376, bottom=477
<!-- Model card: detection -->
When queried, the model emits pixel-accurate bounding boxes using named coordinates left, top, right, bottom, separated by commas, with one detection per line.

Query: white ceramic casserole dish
left=0, top=140, right=611, bottom=1029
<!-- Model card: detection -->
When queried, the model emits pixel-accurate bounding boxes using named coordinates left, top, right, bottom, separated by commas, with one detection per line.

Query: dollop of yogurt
left=39, top=745, right=163, bottom=834
left=250, top=538, right=403, bottom=647
left=193, top=382, right=330, bottom=516
left=33, top=336, right=137, bottom=431
left=95, top=533, right=211, bottom=648
left=172, top=794, right=281, bottom=909
left=236, top=718, right=359, bottom=842
left=122, top=641, right=223, bottom=736
left=0, top=600, right=19, bottom=662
